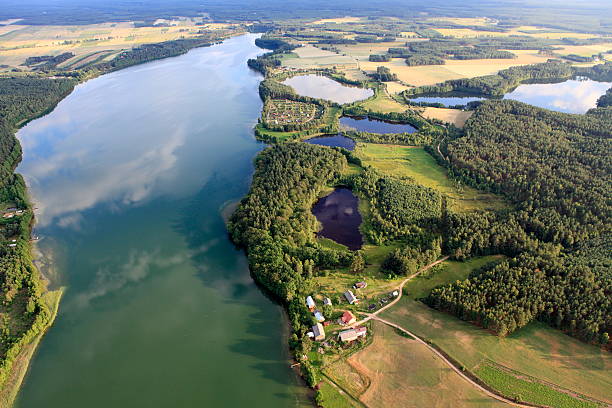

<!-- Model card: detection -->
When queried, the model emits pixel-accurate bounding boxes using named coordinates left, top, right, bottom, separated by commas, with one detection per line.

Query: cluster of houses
left=305, top=295, right=368, bottom=344
left=265, top=100, right=317, bottom=126
left=2, top=208, right=24, bottom=219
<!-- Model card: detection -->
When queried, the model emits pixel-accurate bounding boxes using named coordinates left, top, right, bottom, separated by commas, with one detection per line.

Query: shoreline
left=0, top=30, right=244, bottom=407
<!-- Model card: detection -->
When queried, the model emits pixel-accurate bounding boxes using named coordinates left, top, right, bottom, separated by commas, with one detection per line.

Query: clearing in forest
left=420, top=107, right=472, bottom=128
left=356, top=144, right=508, bottom=212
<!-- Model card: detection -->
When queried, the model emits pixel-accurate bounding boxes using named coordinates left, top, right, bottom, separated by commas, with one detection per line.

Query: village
left=304, top=279, right=400, bottom=349
left=263, top=99, right=322, bottom=127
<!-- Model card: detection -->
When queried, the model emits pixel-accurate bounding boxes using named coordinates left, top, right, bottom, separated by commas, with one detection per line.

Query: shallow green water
left=15, top=34, right=309, bottom=408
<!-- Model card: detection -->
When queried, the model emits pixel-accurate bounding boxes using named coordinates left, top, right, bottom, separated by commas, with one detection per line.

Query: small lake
left=304, top=134, right=356, bottom=150
left=503, top=78, right=612, bottom=113
left=407, top=95, right=484, bottom=106
left=312, top=188, right=363, bottom=250
left=282, top=74, right=373, bottom=104
left=340, top=116, right=417, bottom=134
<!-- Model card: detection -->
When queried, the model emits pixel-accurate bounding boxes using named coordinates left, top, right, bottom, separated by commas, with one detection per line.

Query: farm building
left=323, top=297, right=332, bottom=306
left=338, top=326, right=367, bottom=343
left=314, top=311, right=325, bottom=322
left=306, top=296, right=316, bottom=311
left=344, top=290, right=358, bottom=304
left=340, top=311, right=356, bottom=325
left=353, top=281, right=367, bottom=289
left=312, top=323, right=325, bottom=341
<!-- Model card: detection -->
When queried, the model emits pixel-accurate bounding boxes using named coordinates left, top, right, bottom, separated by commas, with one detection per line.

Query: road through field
left=349, top=256, right=539, bottom=407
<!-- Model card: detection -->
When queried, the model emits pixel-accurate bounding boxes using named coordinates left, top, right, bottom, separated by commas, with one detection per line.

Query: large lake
left=282, top=74, right=373, bottom=104
left=15, top=34, right=309, bottom=408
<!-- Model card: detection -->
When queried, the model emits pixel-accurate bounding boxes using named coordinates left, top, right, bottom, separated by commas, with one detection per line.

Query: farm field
left=326, top=321, right=506, bottom=408
left=421, top=107, right=472, bottom=127
left=355, top=144, right=508, bottom=212
left=0, top=18, right=235, bottom=71
left=359, top=50, right=550, bottom=86
left=381, top=299, right=612, bottom=404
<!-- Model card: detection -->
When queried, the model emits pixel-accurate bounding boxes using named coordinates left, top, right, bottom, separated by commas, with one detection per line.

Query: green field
left=356, top=143, right=508, bottom=212
left=403, top=255, right=505, bottom=300
left=380, top=257, right=612, bottom=404
left=317, top=380, right=360, bottom=408
left=476, top=364, right=600, bottom=408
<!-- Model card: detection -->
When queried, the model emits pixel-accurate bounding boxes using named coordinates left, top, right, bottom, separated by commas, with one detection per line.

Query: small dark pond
left=312, top=188, right=363, bottom=250
left=304, top=134, right=356, bottom=150
left=340, top=116, right=417, bottom=134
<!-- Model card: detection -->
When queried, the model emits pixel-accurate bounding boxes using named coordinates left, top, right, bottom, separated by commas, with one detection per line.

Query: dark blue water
left=340, top=116, right=417, bottom=134
left=312, top=188, right=363, bottom=250
left=304, top=134, right=356, bottom=150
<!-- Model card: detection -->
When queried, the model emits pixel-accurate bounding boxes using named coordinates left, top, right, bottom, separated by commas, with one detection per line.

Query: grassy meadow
left=355, top=143, right=508, bottom=212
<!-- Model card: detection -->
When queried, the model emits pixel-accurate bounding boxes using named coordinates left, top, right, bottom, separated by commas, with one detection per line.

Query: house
left=338, top=326, right=367, bottom=343
left=314, top=311, right=325, bottom=322
left=344, top=290, right=358, bottom=304
left=392, top=290, right=399, bottom=297
left=353, top=281, right=367, bottom=289
left=340, top=311, right=356, bottom=325
left=323, top=297, right=332, bottom=306
left=312, top=323, right=325, bottom=341
left=306, top=296, right=316, bottom=311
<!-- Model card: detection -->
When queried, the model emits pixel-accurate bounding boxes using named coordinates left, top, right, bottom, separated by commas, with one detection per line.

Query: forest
left=424, top=99, right=611, bottom=344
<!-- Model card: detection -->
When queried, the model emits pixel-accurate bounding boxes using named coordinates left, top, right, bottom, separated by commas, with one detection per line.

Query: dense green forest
left=597, top=87, right=612, bottom=108
left=425, top=99, right=611, bottom=344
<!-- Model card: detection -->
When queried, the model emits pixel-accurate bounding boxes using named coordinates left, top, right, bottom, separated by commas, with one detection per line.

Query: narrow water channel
left=15, top=34, right=309, bottom=408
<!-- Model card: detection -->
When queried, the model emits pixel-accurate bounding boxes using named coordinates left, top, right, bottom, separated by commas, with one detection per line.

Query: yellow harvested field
left=360, top=50, right=550, bottom=86
left=384, top=81, right=410, bottom=94
left=554, top=42, right=612, bottom=57
left=309, top=17, right=362, bottom=25
left=0, top=20, right=235, bottom=70
left=336, top=321, right=506, bottom=408
left=434, top=25, right=603, bottom=39
left=422, top=107, right=472, bottom=128
left=0, top=25, right=27, bottom=36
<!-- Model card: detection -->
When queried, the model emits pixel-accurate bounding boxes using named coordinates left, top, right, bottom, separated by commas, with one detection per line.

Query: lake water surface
left=503, top=78, right=612, bottom=113
left=304, top=134, right=356, bottom=150
left=406, top=79, right=611, bottom=113
left=340, top=116, right=417, bottom=134
left=312, top=188, right=362, bottom=250
left=282, top=74, right=373, bottom=104
left=15, top=34, right=309, bottom=408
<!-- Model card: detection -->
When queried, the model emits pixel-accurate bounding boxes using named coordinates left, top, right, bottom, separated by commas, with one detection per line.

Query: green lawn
left=356, top=143, right=508, bottom=212
left=476, top=364, right=601, bottom=408
left=403, top=255, right=505, bottom=300
left=317, top=380, right=360, bottom=408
